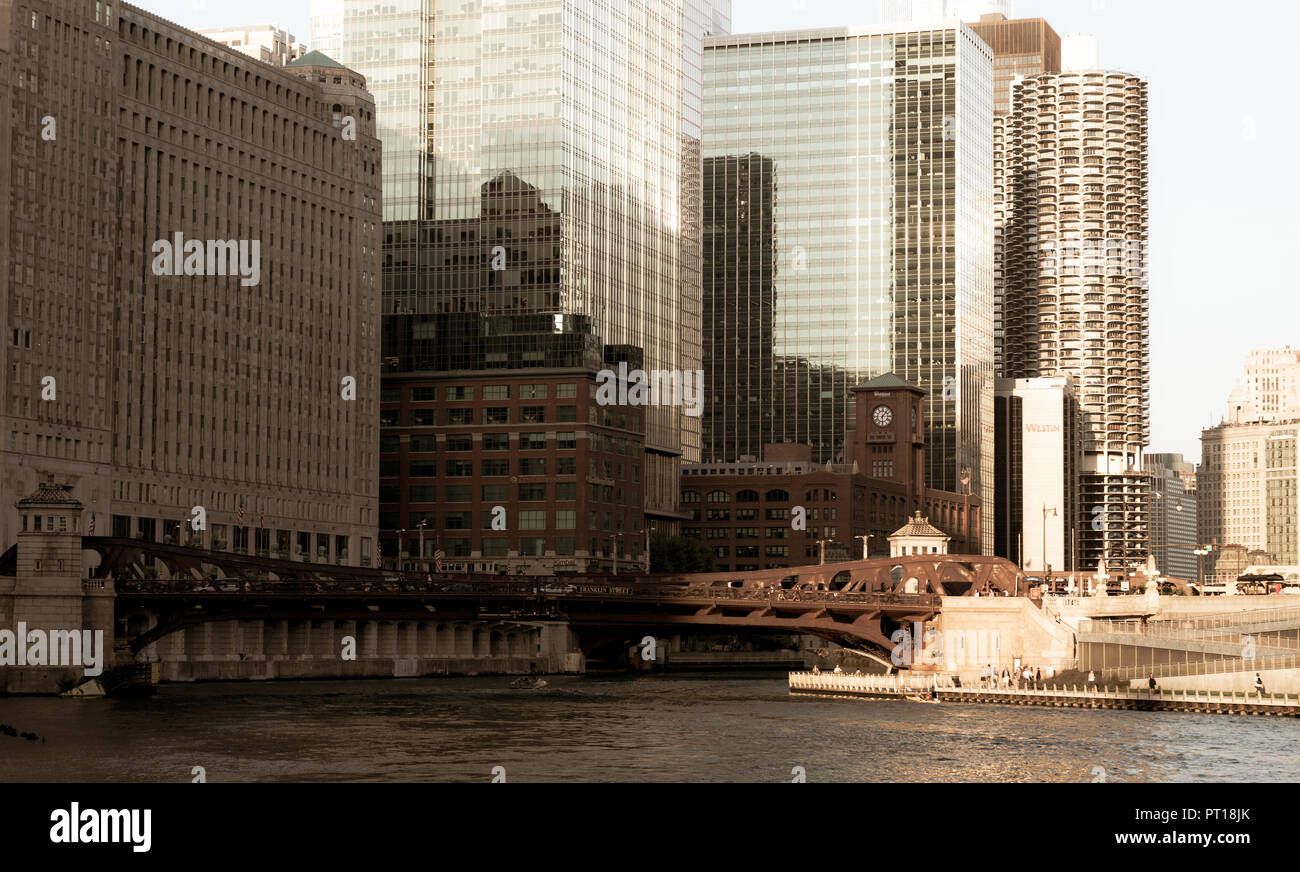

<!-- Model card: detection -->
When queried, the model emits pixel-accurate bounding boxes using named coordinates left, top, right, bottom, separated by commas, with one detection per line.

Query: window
left=482, top=459, right=510, bottom=476
left=482, top=484, right=509, bottom=502
left=447, top=386, right=472, bottom=400
left=446, top=435, right=473, bottom=451
left=412, top=387, right=436, bottom=401
left=381, top=387, right=400, bottom=403
left=483, top=433, right=509, bottom=450
left=706, top=509, right=730, bottom=521
left=735, top=508, right=757, bottom=521
left=484, top=407, right=509, bottom=424
left=446, top=408, right=473, bottom=425
left=409, top=435, right=437, bottom=452
left=409, top=461, right=437, bottom=478
left=380, top=410, right=400, bottom=427
left=765, top=489, right=790, bottom=502
left=736, top=490, right=759, bottom=503
left=519, top=511, right=547, bottom=530
left=873, top=461, right=894, bottom=478
left=556, top=510, right=576, bottom=529
left=555, top=537, right=575, bottom=556
left=408, top=486, right=437, bottom=503
left=482, top=538, right=509, bottom=556
left=519, top=384, right=547, bottom=399
left=521, top=406, right=546, bottom=423
left=409, top=409, right=436, bottom=426
left=483, top=385, right=509, bottom=400
left=765, top=545, right=790, bottom=558
left=735, top=527, right=760, bottom=539
left=379, top=486, right=400, bottom=503
left=705, top=528, right=728, bottom=539
left=706, top=490, right=731, bottom=503
left=556, top=482, right=576, bottom=501
left=446, top=460, right=474, bottom=477
left=520, top=432, right=546, bottom=450
left=557, top=383, right=577, bottom=398
left=556, top=432, right=577, bottom=450
left=736, top=546, right=759, bottom=558
left=557, top=405, right=577, bottom=422
left=518, top=538, right=546, bottom=556
left=519, top=458, right=546, bottom=476
left=379, top=460, right=399, bottom=477
left=766, top=508, right=790, bottom=520
left=519, top=483, right=547, bottom=501
left=557, top=457, right=576, bottom=475
left=713, top=546, right=730, bottom=558
left=681, top=491, right=700, bottom=503
left=379, top=436, right=399, bottom=454
left=443, top=511, right=472, bottom=530
left=444, top=485, right=472, bottom=502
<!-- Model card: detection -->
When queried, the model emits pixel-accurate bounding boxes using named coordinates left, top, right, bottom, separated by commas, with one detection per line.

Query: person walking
left=1086, top=669, right=1096, bottom=688
left=1148, top=673, right=1158, bottom=692
left=1035, top=667, right=1042, bottom=687
left=1254, top=673, right=1266, bottom=696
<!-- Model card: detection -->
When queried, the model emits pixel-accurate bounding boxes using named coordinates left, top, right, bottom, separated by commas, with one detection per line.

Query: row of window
left=707, top=545, right=790, bottom=558
left=379, top=510, right=579, bottom=531
left=381, top=538, right=638, bottom=559
left=381, top=383, right=577, bottom=403
left=381, top=405, right=574, bottom=427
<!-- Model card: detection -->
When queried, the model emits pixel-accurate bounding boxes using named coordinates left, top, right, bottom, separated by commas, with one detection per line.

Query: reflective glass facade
left=702, top=25, right=995, bottom=552
left=341, top=0, right=716, bottom=522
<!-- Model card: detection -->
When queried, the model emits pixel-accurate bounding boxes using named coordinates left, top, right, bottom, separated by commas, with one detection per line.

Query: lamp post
left=396, top=528, right=406, bottom=572
left=855, top=534, right=874, bottom=560
left=417, top=520, right=428, bottom=572
left=817, top=538, right=831, bottom=566
left=1193, top=546, right=1210, bottom=588
left=1042, top=505, right=1057, bottom=576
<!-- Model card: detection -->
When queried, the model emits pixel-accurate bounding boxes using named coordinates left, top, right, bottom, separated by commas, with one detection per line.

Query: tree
left=650, top=534, right=716, bottom=573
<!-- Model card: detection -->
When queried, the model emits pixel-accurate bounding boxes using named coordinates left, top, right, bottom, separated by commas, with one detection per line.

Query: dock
left=788, top=672, right=1300, bottom=716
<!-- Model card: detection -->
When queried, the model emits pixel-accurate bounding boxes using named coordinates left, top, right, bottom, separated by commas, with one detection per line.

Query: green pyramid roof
left=287, top=50, right=346, bottom=70
left=856, top=372, right=920, bottom=392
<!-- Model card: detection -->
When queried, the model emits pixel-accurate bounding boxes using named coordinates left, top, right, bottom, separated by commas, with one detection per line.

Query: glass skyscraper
left=702, top=24, right=995, bottom=552
left=327, top=1, right=728, bottom=566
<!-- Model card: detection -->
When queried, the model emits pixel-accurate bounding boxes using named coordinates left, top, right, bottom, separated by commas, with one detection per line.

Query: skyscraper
left=0, top=2, right=381, bottom=564
left=996, top=65, right=1150, bottom=571
left=1145, top=453, right=1198, bottom=579
left=333, top=1, right=728, bottom=570
left=966, top=13, right=1060, bottom=115
left=197, top=24, right=306, bottom=66
left=702, top=24, right=996, bottom=552
left=1226, top=347, right=1300, bottom=425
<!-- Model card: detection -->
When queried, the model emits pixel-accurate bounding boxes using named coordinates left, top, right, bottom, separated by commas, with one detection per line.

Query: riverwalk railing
left=788, top=672, right=1300, bottom=716
left=1101, top=652, right=1300, bottom=682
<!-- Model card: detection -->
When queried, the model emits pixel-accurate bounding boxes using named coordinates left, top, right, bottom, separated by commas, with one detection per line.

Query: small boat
left=905, top=694, right=940, bottom=704
left=509, top=677, right=548, bottom=690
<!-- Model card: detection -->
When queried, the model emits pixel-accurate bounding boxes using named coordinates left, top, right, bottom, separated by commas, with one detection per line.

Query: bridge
left=77, top=539, right=1026, bottom=660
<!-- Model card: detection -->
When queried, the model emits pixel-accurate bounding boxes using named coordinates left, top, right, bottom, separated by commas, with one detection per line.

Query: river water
left=2, top=673, right=1297, bottom=782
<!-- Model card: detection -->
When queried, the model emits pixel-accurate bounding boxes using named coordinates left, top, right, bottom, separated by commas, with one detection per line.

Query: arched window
left=736, top=489, right=759, bottom=503
left=706, top=490, right=731, bottom=503
left=765, top=489, right=789, bottom=502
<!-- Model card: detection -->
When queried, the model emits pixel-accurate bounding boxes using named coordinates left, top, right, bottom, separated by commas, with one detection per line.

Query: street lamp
left=1042, top=505, right=1057, bottom=576
left=817, top=538, right=831, bottom=566
left=1193, top=546, right=1210, bottom=589
left=416, top=520, right=428, bottom=571
left=395, top=528, right=407, bottom=572
left=854, top=534, right=875, bottom=560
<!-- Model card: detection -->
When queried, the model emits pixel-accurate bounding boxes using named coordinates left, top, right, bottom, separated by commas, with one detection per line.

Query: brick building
left=1, top=2, right=381, bottom=565
left=681, top=375, right=980, bottom=572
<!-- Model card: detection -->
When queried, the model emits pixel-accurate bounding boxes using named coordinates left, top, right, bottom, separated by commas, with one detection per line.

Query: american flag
left=88, top=514, right=95, bottom=535
left=237, top=504, right=244, bottom=525
left=434, top=549, right=445, bottom=573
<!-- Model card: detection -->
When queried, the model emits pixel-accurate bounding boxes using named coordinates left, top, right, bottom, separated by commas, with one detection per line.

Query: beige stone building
left=196, top=24, right=305, bottom=67
left=1, top=2, right=381, bottom=566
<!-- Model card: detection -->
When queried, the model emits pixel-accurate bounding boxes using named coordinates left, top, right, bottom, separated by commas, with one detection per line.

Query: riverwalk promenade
left=788, top=672, right=1300, bottom=717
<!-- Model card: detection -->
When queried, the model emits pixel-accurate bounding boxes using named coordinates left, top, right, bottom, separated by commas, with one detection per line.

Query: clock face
left=872, top=405, right=893, bottom=428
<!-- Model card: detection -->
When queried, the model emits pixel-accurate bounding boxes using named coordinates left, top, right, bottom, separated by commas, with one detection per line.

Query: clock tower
left=852, top=373, right=925, bottom=503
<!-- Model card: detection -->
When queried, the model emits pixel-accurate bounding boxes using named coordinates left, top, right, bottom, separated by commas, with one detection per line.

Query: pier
left=788, top=672, right=1300, bottom=716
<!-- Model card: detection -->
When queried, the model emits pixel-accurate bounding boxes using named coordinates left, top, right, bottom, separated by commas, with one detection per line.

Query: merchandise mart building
left=0, top=2, right=382, bottom=565
left=701, top=24, right=995, bottom=553
left=335, top=1, right=731, bottom=571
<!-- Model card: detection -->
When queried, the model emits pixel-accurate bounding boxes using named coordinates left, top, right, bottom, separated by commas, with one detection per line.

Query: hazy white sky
left=136, top=0, right=1300, bottom=463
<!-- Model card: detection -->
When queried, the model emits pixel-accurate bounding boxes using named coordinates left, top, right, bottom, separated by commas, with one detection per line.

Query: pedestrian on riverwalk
left=1254, top=673, right=1266, bottom=696
left=1035, top=667, right=1042, bottom=687
left=1148, top=673, right=1158, bottom=692
left=1002, top=668, right=1011, bottom=687
left=1087, top=669, right=1096, bottom=688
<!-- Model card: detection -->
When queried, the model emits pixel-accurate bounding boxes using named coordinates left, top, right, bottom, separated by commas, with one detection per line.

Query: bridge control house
left=681, top=375, right=981, bottom=572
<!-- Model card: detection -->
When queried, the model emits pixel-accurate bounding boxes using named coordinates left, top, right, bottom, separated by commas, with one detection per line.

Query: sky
left=133, top=0, right=1300, bottom=464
